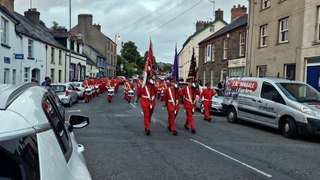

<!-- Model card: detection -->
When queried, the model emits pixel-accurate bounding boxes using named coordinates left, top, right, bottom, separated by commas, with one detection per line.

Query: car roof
left=0, top=83, right=50, bottom=140
left=228, top=77, right=302, bottom=84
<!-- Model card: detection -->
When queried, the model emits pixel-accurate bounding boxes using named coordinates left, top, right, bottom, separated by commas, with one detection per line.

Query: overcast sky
left=15, top=0, right=248, bottom=63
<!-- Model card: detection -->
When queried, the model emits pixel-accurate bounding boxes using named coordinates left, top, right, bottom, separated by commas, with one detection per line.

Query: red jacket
left=181, top=86, right=200, bottom=109
left=137, top=84, right=158, bottom=109
left=163, top=87, right=182, bottom=112
left=200, top=89, right=217, bottom=105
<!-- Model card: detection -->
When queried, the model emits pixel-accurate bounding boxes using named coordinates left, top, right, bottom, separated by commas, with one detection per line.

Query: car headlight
left=301, top=105, right=319, bottom=116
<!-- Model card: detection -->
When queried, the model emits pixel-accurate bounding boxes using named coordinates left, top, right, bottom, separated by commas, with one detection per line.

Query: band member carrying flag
left=135, top=39, right=158, bottom=136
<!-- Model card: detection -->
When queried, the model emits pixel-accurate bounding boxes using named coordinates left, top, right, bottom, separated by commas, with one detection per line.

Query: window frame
left=261, top=0, right=270, bottom=10
left=1, top=16, right=9, bottom=45
left=51, top=47, right=55, bottom=64
left=58, top=50, right=62, bottom=65
left=212, top=44, right=215, bottom=62
left=239, top=32, right=246, bottom=56
left=28, top=39, right=34, bottom=58
left=260, top=25, right=268, bottom=47
left=223, top=38, right=228, bottom=60
left=279, top=17, right=289, bottom=43
left=317, top=6, right=320, bottom=42
left=261, top=82, right=285, bottom=104
left=257, top=65, right=267, bottom=77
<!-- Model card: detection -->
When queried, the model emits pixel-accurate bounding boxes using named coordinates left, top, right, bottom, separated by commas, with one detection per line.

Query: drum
left=128, top=90, right=134, bottom=96
left=108, top=88, right=115, bottom=96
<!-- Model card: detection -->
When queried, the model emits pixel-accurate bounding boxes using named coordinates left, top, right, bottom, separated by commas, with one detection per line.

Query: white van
left=222, top=77, right=320, bottom=138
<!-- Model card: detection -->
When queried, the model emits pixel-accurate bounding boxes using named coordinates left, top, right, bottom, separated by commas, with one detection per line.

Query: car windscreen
left=72, top=83, right=81, bottom=87
left=276, top=82, right=320, bottom=103
left=215, top=89, right=225, bottom=96
left=51, top=85, right=66, bottom=93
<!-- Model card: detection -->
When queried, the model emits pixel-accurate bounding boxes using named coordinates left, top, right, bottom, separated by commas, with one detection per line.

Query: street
left=67, top=89, right=320, bottom=180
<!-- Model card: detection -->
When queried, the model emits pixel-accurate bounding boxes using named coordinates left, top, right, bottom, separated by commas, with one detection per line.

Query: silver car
left=71, top=82, right=85, bottom=98
left=0, top=82, right=92, bottom=180
left=52, top=83, right=79, bottom=107
left=196, top=86, right=225, bottom=114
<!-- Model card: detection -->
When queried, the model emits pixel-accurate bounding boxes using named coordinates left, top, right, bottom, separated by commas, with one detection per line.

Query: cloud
left=14, top=0, right=248, bottom=63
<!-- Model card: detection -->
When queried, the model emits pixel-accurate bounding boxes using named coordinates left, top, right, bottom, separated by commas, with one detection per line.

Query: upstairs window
left=59, top=50, right=62, bottom=65
left=260, top=25, right=268, bottom=47
left=28, top=39, right=34, bottom=58
left=1, top=17, right=9, bottom=45
left=223, top=39, right=228, bottom=60
left=51, top=47, right=55, bottom=64
left=279, top=18, right=289, bottom=43
left=239, top=32, right=245, bottom=56
left=317, top=6, right=320, bottom=41
left=262, top=0, right=270, bottom=9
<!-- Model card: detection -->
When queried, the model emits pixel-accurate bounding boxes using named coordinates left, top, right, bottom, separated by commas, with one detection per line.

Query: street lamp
left=115, top=34, right=121, bottom=76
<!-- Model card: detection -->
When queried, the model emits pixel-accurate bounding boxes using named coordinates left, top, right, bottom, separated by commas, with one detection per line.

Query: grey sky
left=15, top=0, right=248, bottom=63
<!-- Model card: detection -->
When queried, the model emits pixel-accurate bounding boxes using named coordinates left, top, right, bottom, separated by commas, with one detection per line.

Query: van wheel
left=282, top=117, right=297, bottom=138
left=200, top=104, right=205, bottom=114
left=227, top=107, right=238, bottom=123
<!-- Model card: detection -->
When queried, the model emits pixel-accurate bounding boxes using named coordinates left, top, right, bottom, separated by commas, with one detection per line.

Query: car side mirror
left=68, top=115, right=89, bottom=132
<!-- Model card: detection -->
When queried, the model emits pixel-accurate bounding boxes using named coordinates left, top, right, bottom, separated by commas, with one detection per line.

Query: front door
left=307, top=66, right=320, bottom=92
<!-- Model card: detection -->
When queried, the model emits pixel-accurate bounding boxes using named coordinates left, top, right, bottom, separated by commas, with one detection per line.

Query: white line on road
left=67, top=109, right=81, bottom=113
left=130, top=103, right=136, bottom=108
left=190, top=139, right=272, bottom=178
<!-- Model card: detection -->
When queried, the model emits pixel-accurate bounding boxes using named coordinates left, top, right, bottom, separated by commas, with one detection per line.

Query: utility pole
left=68, top=0, right=72, bottom=82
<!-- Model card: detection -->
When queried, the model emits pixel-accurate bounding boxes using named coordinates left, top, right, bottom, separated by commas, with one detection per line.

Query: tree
left=51, top=21, right=66, bottom=32
left=120, top=41, right=144, bottom=76
left=120, top=41, right=141, bottom=64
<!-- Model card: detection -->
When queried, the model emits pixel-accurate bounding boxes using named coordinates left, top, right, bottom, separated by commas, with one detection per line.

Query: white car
left=51, top=83, right=79, bottom=107
left=71, top=82, right=85, bottom=98
left=0, top=82, right=92, bottom=180
left=196, top=86, right=225, bottom=114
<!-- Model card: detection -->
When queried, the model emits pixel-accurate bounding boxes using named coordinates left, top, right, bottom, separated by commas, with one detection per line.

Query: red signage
left=229, top=80, right=258, bottom=92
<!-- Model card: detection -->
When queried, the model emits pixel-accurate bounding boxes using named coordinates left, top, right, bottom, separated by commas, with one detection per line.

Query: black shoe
left=184, top=125, right=189, bottom=130
left=145, top=130, right=151, bottom=136
left=191, top=129, right=196, bottom=134
left=167, top=126, right=172, bottom=132
left=173, top=131, right=178, bottom=136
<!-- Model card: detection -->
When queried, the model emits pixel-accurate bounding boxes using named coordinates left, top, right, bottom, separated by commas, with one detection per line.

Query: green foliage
left=119, top=41, right=144, bottom=76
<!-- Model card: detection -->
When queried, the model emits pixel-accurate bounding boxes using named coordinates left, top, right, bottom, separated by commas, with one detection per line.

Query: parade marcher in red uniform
left=106, top=79, right=115, bottom=103
left=124, top=80, right=134, bottom=103
left=160, top=79, right=169, bottom=101
left=181, top=78, right=200, bottom=134
left=135, top=77, right=158, bottom=136
left=163, top=78, right=182, bottom=136
left=200, top=82, right=217, bottom=122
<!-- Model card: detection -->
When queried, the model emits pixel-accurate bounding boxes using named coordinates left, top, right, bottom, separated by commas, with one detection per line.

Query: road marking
left=67, top=109, right=81, bottom=113
left=114, top=114, right=130, bottom=117
left=130, top=103, right=136, bottom=108
left=190, top=139, right=272, bottom=178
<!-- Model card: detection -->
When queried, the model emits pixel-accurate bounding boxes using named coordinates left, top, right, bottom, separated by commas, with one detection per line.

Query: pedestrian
left=41, top=76, right=50, bottom=86
left=45, top=78, right=52, bottom=88
left=163, top=78, right=182, bottom=136
left=181, top=78, right=200, bottom=134
left=135, top=76, right=158, bottom=136
left=200, top=82, right=217, bottom=122
left=217, top=80, right=223, bottom=89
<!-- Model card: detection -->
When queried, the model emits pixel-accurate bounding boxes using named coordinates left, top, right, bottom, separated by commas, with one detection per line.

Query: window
left=210, top=70, right=214, bottom=85
left=204, top=46, right=207, bottom=63
left=203, top=71, right=206, bottom=85
left=1, top=17, right=9, bottom=44
left=279, top=18, right=289, bottom=43
left=4, top=68, right=9, bottom=84
left=284, top=64, right=296, bottom=80
left=239, top=32, right=245, bottom=56
left=207, top=44, right=212, bottom=62
left=0, top=134, right=40, bottom=179
left=59, top=70, right=62, bottom=82
left=212, top=44, right=215, bottom=62
left=317, top=7, right=320, bottom=41
left=12, top=69, right=16, bottom=84
left=51, top=68, right=55, bottom=83
left=59, top=50, right=62, bottom=65
left=261, top=0, right=270, bottom=9
left=223, top=39, right=228, bottom=60
left=42, top=97, right=72, bottom=161
left=260, top=25, right=268, bottom=47
left=24, top=68, right=29, bottom=82
left=257, top=65, right=267, bottom=77
left=51, top=47, right=55, bottom=64
left=28, top=39, right=34, bottom=58
left=261, top=82, right=285, bottom=104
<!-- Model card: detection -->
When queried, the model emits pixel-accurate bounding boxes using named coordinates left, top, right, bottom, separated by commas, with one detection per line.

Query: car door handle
left=251, top=99, right=256, bottom=102
left=257, top=100, right=262, bottom=103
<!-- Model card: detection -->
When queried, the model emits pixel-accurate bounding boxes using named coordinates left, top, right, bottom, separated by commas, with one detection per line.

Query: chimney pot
left=0, top=0, right=14, bottom=11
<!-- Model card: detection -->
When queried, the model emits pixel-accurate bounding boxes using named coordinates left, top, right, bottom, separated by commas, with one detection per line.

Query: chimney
left=93, top=24, right=101, bottom=32
left=196, top=21, right=211, bottom=32
left=215, top=8, right=223, bottom=21
left=24, top=8, right=40, bottom=25
left=78, top=14, right=93, bottom=28
left=0, top=0, right=14, bottom=11
left=231, top=4, right=247, bottom=22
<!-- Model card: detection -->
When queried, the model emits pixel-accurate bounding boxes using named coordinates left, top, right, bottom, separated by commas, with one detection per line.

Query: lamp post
left=115, top=34, right=121, bottom=76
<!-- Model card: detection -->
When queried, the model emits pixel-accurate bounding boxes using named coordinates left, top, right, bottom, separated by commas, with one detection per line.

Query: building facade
left=198, top=5, right=247, bottom=86
left=247, top=0, right=320, bottom=90
left=178, top=9, right=227, bottom=81
left=70, top=14, right=117, bottom=77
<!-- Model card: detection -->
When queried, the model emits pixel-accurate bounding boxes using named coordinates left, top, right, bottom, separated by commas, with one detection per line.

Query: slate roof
left=199, top=14, right=248, bottom=45
left=0, top=5, right=66, bottom=50
left=85, top=44, right=106, bottom=59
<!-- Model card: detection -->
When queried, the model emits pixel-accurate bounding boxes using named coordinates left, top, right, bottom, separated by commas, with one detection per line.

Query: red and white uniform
left=163, top=87, right=182, bottom=132
left=181, top=86, right=200, bottom=131
left=106, top=80, right=116, bottom=102
left=124, top=81, right=134, bottom=102
left=137, top=84, right=157, bottom=132
left=200, top=88, right=217, bottom=120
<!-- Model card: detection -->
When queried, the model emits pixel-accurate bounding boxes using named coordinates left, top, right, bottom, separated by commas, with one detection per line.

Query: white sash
left=168, top=88, right=177, bottom=114
left=145, top=86, right=153, bottom=109
left=187, top=87, right=194, bottom=112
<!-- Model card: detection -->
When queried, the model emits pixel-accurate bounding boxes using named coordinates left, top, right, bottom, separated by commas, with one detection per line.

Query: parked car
left=223, top=77, right=320, bottom=138
left=0, top=82, right=91, bottom=180
left=71, top=82, right=85, bottom=98
left=51, top=83, right=78, bottom=107
left=196, top=86, right=225, bottom=114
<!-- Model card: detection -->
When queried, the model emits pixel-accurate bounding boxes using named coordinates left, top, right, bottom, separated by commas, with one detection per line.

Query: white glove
left=192, top=83, right=196, bottom=87
left=174, top=84, right=178, bottom=88
left=149, top=79, right=154, bottom=84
